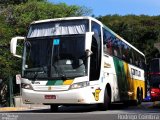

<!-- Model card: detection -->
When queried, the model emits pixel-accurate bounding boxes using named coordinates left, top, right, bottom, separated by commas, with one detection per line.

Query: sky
left=49, top=0, right=160, bottom=16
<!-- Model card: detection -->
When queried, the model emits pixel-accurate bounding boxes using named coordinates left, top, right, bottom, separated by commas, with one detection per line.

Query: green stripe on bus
left=113, top=57, right=128, bottom=100
left=46, top=80, right=63, bottom=85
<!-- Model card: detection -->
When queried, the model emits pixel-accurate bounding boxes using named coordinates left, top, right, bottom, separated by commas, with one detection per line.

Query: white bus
left=10, top=16, right=146, bottom=111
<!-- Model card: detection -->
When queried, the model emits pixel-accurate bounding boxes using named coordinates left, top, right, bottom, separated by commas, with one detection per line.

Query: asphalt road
left=0, top=102, right=160, bottom=120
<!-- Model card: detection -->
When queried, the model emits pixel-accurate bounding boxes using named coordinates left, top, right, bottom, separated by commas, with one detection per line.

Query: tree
left=0, top=0, right=46, bottom=5
left=2, top=1, right=91, bottom=36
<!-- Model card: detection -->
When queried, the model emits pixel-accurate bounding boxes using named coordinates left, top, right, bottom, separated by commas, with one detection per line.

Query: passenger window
left=112, top=37, right=118, bottom=56
left=129, top=48, right=133, bottom=64
left=116, top=39, right=122, bottom=58
left=103, top=28, right=112, bottom=55
left=121, top=43, right=128, bottom=61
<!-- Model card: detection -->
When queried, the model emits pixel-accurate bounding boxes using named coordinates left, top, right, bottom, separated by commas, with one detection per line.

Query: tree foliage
left=0, top=0, right=46, bottom=5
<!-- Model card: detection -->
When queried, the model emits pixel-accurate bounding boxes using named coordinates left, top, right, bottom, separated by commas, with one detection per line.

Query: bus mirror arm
left=85, top=49, right=93, bottom=57
left=79, top=50, right=92, bottom=61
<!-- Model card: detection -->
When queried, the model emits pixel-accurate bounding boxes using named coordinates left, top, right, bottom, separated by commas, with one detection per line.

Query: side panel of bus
left=113, top=57, right=145, bottom=101
left=104, top=55, right=145, bottom=102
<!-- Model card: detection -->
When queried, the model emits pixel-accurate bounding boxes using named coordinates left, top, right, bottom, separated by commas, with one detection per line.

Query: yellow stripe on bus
left=123, top=62, right=133, bottom=91
left=123, top=62, right=145, bottom=100
left=63, top=80, right=74, bottom=85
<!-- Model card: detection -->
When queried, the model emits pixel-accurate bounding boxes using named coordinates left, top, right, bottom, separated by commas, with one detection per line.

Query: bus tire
left=141, top=89, right=143, bottom=102
left=97, top=88, right=111, bottom=111
left=50, top=104, right=58, bottom=112
left=137, top=89, right=142, bottom=105
left=129, top=88, right=142, bottom=106
left=133, top=88, right=142, bottom=105
left=123, top=101, right=129, bottom=107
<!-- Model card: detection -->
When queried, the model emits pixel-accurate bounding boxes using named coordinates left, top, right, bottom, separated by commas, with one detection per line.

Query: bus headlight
left=69, top=81, right=89, bottom=89
left=21, top=83, right=33, bottom=90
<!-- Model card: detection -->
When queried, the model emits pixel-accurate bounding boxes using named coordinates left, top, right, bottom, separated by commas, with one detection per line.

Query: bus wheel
left=137, top=89, right=142, bottom=105
left=97, top=88, right=111, bottom=111
left=130, top=89, right=142, bottom=106
left=50, top=105, right=58, bottom=112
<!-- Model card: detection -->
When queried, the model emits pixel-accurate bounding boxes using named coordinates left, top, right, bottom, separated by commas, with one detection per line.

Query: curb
left=0, top=107, right=29, bottom=111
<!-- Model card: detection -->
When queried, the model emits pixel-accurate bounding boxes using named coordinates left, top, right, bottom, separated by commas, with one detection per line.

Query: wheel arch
left=106, top=83, right=112, bottom=101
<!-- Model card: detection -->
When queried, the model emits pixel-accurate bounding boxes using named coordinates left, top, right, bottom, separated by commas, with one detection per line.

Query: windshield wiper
left=25, top=67, right=47, bottom=79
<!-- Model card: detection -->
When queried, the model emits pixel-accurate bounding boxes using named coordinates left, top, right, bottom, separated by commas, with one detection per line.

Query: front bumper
left=22, top=87, right=101, bottom=104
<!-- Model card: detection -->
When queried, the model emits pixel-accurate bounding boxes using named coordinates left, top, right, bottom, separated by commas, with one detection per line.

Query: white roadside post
left=16, top=74, right=22, bottom=107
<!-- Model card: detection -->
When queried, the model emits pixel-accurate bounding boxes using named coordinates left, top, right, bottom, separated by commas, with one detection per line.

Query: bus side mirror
left=85, top=32, right=94, bottom=53
left=10, top=36, right=25, bottom=58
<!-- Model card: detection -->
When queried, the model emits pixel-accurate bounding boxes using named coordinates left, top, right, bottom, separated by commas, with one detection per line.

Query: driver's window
left=90, top=21, right=101, bottom=81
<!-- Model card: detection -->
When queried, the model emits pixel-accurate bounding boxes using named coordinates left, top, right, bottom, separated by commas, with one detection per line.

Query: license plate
left=45, top=95, right=56, bottom=99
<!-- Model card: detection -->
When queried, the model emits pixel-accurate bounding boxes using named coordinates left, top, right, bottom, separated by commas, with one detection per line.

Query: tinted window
left=103, top=28, right=114, bottom=55
left=90, top=21, right=102, bottom=81
left=92, top=21, right=101, bottom=40
left=122, top=43, right=129, bottom=62
left=102, top=28, right=145, bottom=69
left=28, top=20, right=89, bottom=38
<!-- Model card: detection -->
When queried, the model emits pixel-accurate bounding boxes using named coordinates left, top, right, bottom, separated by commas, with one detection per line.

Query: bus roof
left=31, top=16, right=100, bottom=24
left=31, top=16, right=145, bottom=57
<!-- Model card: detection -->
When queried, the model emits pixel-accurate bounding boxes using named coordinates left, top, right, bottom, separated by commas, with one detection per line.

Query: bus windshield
left=23, top=35, right=87, bottom=80
left=27, top=19, right=89, bottom=38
